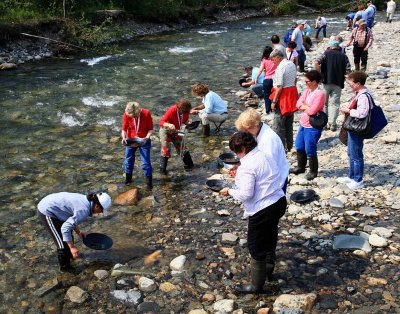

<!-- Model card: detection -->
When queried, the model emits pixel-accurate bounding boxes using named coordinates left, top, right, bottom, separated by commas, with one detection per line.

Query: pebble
left=221, top=232, right=238, bottom=244
left=139, top=277, right=157, bottom=292
left=170, top=255, right=186, bottom=271
left=94, top=270, right=109, bottom=280
left=368, top=234, right=388, bottom=247
left=65, top=286, right=89, bottom=304
left=213, top=299, right=236, bottom=313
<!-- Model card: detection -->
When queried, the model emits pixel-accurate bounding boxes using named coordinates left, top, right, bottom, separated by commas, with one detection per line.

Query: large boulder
left=114, top=188, right=139, bottom=205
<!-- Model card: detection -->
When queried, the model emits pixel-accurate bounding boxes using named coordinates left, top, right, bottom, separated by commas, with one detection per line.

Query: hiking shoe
left=337, top=177, right=352, bottom=184
left=346, top=180, right=364, bottom=190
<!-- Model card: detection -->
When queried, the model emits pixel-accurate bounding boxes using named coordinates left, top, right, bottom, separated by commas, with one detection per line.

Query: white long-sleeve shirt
left=256, top=123, right=289, bottom=188
left=387, top=1, right=396, bottom=13
left=228, top=148, right=284, bottom=218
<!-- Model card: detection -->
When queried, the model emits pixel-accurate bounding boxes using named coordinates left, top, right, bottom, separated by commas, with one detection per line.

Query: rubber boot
left=145, top=175, right=153, bottom=190
left=306, top=156, right=318, bottom=181
left=289, top=151, right=307, bottom=175
left=202, top=124, right=211, bottom=137
left=182, top=151, right=194, bottom=170
left=386, top=16, right=389, bottom=23
left=355, top=63, right=360, bottom=71
left=265, top=252, right=276, bottom=282
left=235, top=258, right=267, bottom=294
left=125, top=173, right=132, bottom=185
left=361, top=63, right=367, bottom=72
left=160, top=157, right=168, bottom=175
left=57, top=249, right=73, bottom=272
left=390, top=19, right=392, bottom=23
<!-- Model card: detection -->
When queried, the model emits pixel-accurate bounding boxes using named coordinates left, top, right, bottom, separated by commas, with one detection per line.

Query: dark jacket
left=319, top=48, right=349, bottom=88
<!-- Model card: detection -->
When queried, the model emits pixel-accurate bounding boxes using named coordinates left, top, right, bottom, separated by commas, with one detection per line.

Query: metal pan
left=290, top=189, right=316, bottom=204
left=83, top=233, right=113, bottom=250
left=186, top=121, right=201, bottom=130
left=206, top=179, right=230, bottom=192
left=218, top=152, right=240, bottom=165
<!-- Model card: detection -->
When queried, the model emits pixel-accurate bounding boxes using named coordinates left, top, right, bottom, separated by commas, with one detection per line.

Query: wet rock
left=34, top=277, right=60, bottom=297
left=188, top=310, right=208, bottom=314
left=273, top=293, right=317, bottom=313
left=202, top=293, right=216, bottom=302
left=144, top=250, right=162, bottom=265
left=213, top=299, right=236, bottom=313
left=110, top=289, right=142, bottom=306
left=0, top=62, right=17, bottom=70
left=139, top=277, right=157, bottom=292
left=94, top=269, right=109, bottom=280
left=257, top=308, right=270, bottom=314
left=221, top=232, right=238, bottom=244
left=333, top=234, right=372, bottom=252
left=367, top=277, right=388, bottom=286
left=217, top=209, right=230, bottom=216
left=137, top=301, right=160, bottom=314
left=170, top=255, right=186, bottom=271
left=318, top=294, right=338, bottom=310
left=159, top=282, right=177, bottom=293
left=220, top=247, right=236, bottom=259
left=65, top=286, right=89, bottom=304
left=329, top=198, right=344, bottom=208
left=369, top=234, right=388, bottom=247
left=114, top=188, right=139, bottom=205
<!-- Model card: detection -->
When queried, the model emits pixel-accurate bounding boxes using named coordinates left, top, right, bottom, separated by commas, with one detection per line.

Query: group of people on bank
left=37, top=5, right=385, bottom=294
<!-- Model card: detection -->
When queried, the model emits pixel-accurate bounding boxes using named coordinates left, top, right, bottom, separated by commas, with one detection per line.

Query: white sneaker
left=337, top=177, right=352, bottom=184
left=346, top=180, right=364, bottom=190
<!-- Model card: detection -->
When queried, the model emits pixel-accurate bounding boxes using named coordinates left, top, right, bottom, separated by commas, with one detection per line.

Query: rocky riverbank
left=1, top=20, right=400, bottom=314
left=0, top=6, right=271, bottom=69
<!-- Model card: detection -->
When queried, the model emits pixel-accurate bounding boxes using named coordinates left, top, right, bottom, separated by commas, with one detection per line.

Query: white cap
left=97, top=192, right=112, bottom=216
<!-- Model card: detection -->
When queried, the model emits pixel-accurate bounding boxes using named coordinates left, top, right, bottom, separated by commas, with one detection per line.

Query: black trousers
left=247, top=196, right=287, bottom=261
left=37, top=210, right=72, bottom=254
left=353, top=46, right=368, bottom=70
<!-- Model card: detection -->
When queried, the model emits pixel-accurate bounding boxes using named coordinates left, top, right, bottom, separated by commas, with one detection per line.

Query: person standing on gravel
left=291, top=20, right=307, bottom=72
left=314, top=40, right=350, bottom=131
left=346, top=19, right=374, bottom=71
left=386, top=0, right=397, bottom=23
left=365, top=1, right=377, bottom=28
left=37, top=192, right=112, bottom=272
left=219, top=132, right=287, bottom=294
left=315, top=16, right=328, bottom=39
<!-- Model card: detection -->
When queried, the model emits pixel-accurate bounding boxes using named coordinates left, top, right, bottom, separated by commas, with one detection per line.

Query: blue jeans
left=315, top=25, right=327, bottom=38
left=347, top=131, right=364, bottom=182
left=124, top=139, right=152, bottom=176
left=250, top=83, right=264, bottom=98
left=263, top=78, right=273, bottom=114
left=295, top=126, right=322, bottom=157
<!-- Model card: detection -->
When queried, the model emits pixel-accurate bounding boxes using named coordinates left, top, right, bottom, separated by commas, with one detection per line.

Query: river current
left=0, top=12, right=349, bottom=310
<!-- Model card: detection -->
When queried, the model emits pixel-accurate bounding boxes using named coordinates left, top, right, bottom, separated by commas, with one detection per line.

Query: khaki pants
left=323, top=84, right=342, bottom=127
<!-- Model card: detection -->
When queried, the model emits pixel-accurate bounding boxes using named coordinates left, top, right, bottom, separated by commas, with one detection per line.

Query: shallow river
left=0, top=12, right=350, bottom=310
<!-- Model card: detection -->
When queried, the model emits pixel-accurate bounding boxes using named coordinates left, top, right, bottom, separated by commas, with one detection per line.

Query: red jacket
left=159, top=105, right=189, bottom=129
left=122, top=108, right=153, bottom=139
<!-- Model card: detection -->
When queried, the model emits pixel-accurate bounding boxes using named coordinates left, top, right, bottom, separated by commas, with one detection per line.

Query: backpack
left=284, top=29, right=294, bottom=45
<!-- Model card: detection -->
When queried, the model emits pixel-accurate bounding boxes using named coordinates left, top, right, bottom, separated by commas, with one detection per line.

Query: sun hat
left=97, top=192, right=112, bottom=216
left=297, top=19, right=306, bottom=25
left=358, top=19, right=366, bottom=26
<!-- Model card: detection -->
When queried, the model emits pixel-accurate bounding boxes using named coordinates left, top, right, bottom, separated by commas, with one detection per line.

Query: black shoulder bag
left=343, top=93, right=372, bottom=136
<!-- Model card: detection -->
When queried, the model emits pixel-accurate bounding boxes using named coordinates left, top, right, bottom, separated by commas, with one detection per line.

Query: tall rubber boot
left=202, top=124, right=211, bottom=137
left=289, top=151, right=307, bottom=174
left=355, top=63, right=360, bottom=71
left=265, top=252, right=276, bottom=282
left=182, top=151, right=194, bottom=170
left=386, top=16, right=389, bottom=23
left=57, top=249, right=73, bottom=272
left=361, top=63, right=367, bottom=72
left=160, top=157, right=168, bottom=175
left=235, top=258, right=267, bottom=294
left=125, top=173, right=132, bottom=185
left=145, top=175, right=153, bottom=190
left=306, top=156, right=318, bottom=181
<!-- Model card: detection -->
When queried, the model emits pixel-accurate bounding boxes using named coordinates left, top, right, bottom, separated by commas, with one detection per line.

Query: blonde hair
left=125, top=102, right=141, bottom=116
left=235, top=108, right=261, bottom=131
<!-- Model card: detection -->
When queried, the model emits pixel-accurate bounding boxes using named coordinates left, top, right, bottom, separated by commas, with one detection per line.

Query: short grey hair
left=270, top=49, right=285, bottom=59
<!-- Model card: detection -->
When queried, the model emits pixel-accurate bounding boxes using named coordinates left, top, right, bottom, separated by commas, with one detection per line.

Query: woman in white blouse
left=220, top=132, right=287, bottom=293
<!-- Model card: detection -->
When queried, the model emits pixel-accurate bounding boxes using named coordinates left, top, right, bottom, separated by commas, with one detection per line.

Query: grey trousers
left=273, top=110, right=294, bottom=151
left=323, top=84, right=341, bottom=126
left=198, top=112, right=228, bottom=125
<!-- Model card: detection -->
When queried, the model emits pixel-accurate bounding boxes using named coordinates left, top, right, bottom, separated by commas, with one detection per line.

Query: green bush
left=271, top=0, right=297, bottom=15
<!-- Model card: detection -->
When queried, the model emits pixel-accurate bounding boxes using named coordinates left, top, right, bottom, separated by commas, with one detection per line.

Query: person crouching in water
left=220, top=132, right=287, bottom=293
left=159, top=98, right=194, bottom=174
left=191, top=83, right=228, bottom=136
left=37, top=192, right=112, bottom=272
left=121, top=102, right=154, bottom=189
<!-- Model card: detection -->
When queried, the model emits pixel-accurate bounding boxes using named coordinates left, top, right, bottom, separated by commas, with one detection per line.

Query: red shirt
left=122, top=108, right=153, bottom=139
left=159, top=105, right=189, bottom=129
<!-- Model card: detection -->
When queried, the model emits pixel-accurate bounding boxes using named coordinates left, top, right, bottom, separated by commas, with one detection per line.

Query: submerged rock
left=333, top=234, right=372, bottom=253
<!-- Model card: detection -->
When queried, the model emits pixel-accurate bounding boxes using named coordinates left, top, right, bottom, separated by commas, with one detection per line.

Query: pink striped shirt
left=261, top=58, right=277, bottom=79
left=296, top=88, right=326, bottom=128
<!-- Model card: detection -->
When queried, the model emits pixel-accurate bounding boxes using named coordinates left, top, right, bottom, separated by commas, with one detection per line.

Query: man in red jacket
left=159, top=99, right=194, bottom=174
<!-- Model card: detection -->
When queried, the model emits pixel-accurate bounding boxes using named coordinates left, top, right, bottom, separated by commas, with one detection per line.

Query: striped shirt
left=273, top=59, right=297, bottom=88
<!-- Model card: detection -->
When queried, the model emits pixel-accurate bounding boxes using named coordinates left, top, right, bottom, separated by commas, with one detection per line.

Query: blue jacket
left=38, top=192, right=92, bottom=242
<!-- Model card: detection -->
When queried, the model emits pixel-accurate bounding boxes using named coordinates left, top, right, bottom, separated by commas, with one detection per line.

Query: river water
left=1, top=13, right=350, bottom=311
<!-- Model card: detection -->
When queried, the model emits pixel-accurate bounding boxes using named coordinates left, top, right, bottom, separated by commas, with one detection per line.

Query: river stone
left=329, top=198, right=344, bottom=208
left=333, top=234, right=372, bottom=252
left=94, top=269, right=109, bottom=280
left=380, top=134, right=399, bottom=143
left=159, top=282, right=177, bottom=293
left=114, top=188, right=138, bottom=205
left=257, top=308, right=270, bottom=314
left=369, top=234, right=388, bottom=247
left=213, top=299, right=236, bottom=313
left=359, top=206, right=378, bottom=217
left=110, top=290, right=142, bottom=305
left=170, top=255, right=186, bottom=271
left=0, top=62, right=17, bottom=70
left=273, top=293, right=317, bottom=313
left=221, top=233, right=238, bottom=244
left=188, top=310, right=208, bottom=314
left=217, top=209, right=230, bottom=216
left=34, top=277, right=60, bottom=297
left=367, top=277, right=388, bottom=286
left=372, top=227, right=393, bottom=238
left=65, top=286, right=89, bottom=304
left=139, top=277, right=157, bottom=292
left=137, top=301, right=160, bottom=313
